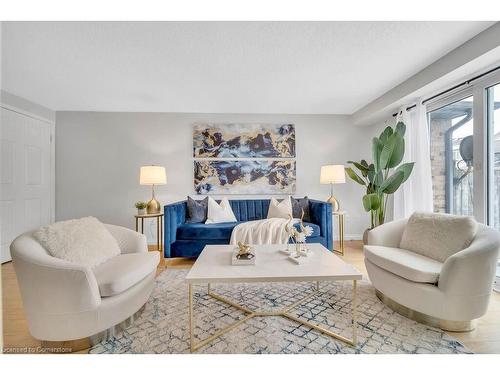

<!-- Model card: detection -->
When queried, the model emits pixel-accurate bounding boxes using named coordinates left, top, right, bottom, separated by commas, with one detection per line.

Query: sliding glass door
left=428, top=96, right=474, bottom=216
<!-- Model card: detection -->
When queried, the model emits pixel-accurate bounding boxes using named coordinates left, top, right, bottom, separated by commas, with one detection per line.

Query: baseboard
left=344, top=235, right=363, bottom=241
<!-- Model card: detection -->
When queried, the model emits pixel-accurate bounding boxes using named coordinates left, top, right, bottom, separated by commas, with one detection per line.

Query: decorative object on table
left=135, top=212, right=164, bottom=257
left=320, top=165, right=346, bottom=212
left=236, top=242, right=254, bottom=259
left=333, top=211, right=346, bottom=256
left=193, top=123, right=295, bottom=158
left=205, top=197, right=237, bottom=224
left=193, top=123, right=296, bottom=195
left=140, top=165, right=167, bottom=214
left=284, top=211, right=314, bottom=260
left=232, top=241, right=256, bottom=265
left=194, top=160, right=296, bottom=194
left=267, top=196, right=293, bottom=219
left=345, top=121, right=414, bottom=231
left=135, top=201, right=147, bottom=215
left=186, top=196, right=208, bottom=223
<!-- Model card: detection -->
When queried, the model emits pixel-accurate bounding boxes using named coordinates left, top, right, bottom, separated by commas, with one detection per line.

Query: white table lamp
left=140, top=166, right=167, bottom=214
left=320, top=165, right=346, bottom=212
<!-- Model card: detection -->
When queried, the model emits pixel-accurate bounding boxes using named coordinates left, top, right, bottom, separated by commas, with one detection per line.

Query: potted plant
left=345, top=122, right=414, bottom=243
left=135, top=201, right=147, bottom=215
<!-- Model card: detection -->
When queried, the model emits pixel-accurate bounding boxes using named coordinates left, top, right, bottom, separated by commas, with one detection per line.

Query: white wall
left=55, top=112, right=380, bottom=242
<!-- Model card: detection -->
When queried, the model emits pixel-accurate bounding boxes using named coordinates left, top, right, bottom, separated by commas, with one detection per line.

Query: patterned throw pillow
left=291, top=196, right=311, bottom=222
left=186, top=196, right=208, bottom=223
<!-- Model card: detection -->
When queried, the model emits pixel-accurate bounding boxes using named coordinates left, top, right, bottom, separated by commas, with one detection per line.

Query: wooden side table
left=333, top=211, right=346, bottom=256
left=134, top=213, right=164, bottom=258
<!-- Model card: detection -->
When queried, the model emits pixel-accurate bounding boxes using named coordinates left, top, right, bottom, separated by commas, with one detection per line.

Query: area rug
left=90, top=268, right=472, bottom=354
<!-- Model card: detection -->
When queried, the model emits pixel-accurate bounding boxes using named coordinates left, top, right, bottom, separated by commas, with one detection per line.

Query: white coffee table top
left=185, top=243, right=362, bottom=284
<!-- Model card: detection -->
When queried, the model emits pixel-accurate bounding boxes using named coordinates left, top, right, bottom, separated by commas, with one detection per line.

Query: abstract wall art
left=193, top=123, right=296, bottom=194
left=193, top=123, right=295, bottom=158
left=194, top=160, right=296, bottom=194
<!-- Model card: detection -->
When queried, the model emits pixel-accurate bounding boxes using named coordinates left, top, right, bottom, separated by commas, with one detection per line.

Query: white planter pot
left=137, top=208, right=146, bottom=215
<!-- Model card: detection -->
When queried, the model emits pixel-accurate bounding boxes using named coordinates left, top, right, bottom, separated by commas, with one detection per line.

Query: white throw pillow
left=267, top=196, right=293, bottom=219
left=400, top=212, right=477, bottom=262
left=34, top=216, right=121, bottom=268
left=205, top=197, right=237, bottom=224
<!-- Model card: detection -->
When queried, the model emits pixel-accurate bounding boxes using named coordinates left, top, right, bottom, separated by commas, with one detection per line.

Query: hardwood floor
left=2, top=241, right=500, bottom=353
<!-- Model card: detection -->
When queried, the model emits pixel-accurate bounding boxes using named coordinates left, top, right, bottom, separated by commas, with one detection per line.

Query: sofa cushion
left=205, top=197, right=237, bottom=224
left=364, top=245, right=443, bottom=283
left=93, top=252, right=160, bottom=297
left=34, top=216, right=121, bottom=268
left=292, top=196, right=311, bottom=222
left=400, top=212, right=477, bottom=262
left=186, top=196, right=208, bottom=223
left=177, top=221, right=321, bottom=241
left=267, top=197, right=293, bottom=219
left=177, top=222, right=240, bottom=240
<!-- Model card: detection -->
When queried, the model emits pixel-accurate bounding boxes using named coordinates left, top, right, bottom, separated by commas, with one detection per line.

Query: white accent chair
left=364, top=218, right=500, bottom=331
left=10, top=224, right=159, bottom=348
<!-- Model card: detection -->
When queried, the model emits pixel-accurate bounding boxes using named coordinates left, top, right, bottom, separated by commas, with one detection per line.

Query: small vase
left=137, top=208, right=146, bottom=215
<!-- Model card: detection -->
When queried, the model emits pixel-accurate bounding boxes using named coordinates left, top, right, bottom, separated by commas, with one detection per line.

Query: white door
left=0, top=107, right=53, bottom=263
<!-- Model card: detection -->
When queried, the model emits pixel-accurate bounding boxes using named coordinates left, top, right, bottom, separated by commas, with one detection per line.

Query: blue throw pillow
left=292, top=196, right=311, bottom=222
left=186, top=196, right=208, bottom=223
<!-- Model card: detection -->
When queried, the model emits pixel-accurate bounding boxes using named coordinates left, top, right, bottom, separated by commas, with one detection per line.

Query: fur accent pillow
left=34, top=217, right=121, bottom=268
left=400, top=212, right=477, bottom=262
left=267, top=196, right=293, bottom=219
left=205, top=197, right=237, bottom=224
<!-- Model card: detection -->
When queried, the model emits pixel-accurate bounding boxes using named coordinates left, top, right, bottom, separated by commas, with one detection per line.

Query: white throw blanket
left=230, top=218, right=299, bottom=245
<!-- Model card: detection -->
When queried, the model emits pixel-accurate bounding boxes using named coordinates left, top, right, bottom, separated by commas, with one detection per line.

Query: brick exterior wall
left=429, top=118, right=452, bottom=213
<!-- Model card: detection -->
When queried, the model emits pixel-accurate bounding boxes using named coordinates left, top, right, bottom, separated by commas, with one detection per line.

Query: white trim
left=0, top=103, right=54, bottom=125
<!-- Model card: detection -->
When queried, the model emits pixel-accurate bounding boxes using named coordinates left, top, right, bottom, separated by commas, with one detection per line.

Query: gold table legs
left=135, top=214, right=164, bottom=258
left=188, top=280, right=358, bottom=352
left=333, top=212, right=345, bottom=256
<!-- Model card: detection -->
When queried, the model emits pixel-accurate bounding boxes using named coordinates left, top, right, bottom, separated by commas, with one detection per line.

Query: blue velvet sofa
left=164, top=198, right=332, bottom=258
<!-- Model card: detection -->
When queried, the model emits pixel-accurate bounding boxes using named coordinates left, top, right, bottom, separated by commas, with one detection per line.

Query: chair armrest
left=164, top=200, right=187, bottom=257
left=309, top=199, right=333, bottom=250
left=105, top=224, right=147, bottom=254
left=439, top=226, right=500, bottom=296
left=367, top=218, right=408, bottom=247
left=10, top=235, right=101, bottom=315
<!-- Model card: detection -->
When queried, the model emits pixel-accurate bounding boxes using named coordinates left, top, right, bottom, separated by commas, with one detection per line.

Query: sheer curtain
left=393, top=100, right=434, bottom=220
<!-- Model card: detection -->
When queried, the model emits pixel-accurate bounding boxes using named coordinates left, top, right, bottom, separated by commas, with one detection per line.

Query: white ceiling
left=1, top=21, right=495, bottom=114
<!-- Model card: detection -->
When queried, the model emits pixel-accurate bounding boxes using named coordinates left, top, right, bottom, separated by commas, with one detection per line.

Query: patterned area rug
left=90, top=268, right=472, bottom=354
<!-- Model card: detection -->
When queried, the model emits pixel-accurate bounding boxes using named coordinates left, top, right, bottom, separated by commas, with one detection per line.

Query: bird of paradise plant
left=345, top=122, right=415, bottom=229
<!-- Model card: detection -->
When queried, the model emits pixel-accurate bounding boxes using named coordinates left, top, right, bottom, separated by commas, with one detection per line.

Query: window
left=428, top=96, right=474, bottom=216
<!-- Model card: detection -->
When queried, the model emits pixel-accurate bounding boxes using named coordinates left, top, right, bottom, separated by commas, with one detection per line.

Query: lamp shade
left=140, top=166, right=167, bottom=185
left=320, top=165, right=346, bottom=184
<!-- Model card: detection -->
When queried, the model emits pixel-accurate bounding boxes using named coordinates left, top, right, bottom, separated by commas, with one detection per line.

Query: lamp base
left=146, top=198, right=161, bottom=214
left=327, top=195, right=340, bottom=212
